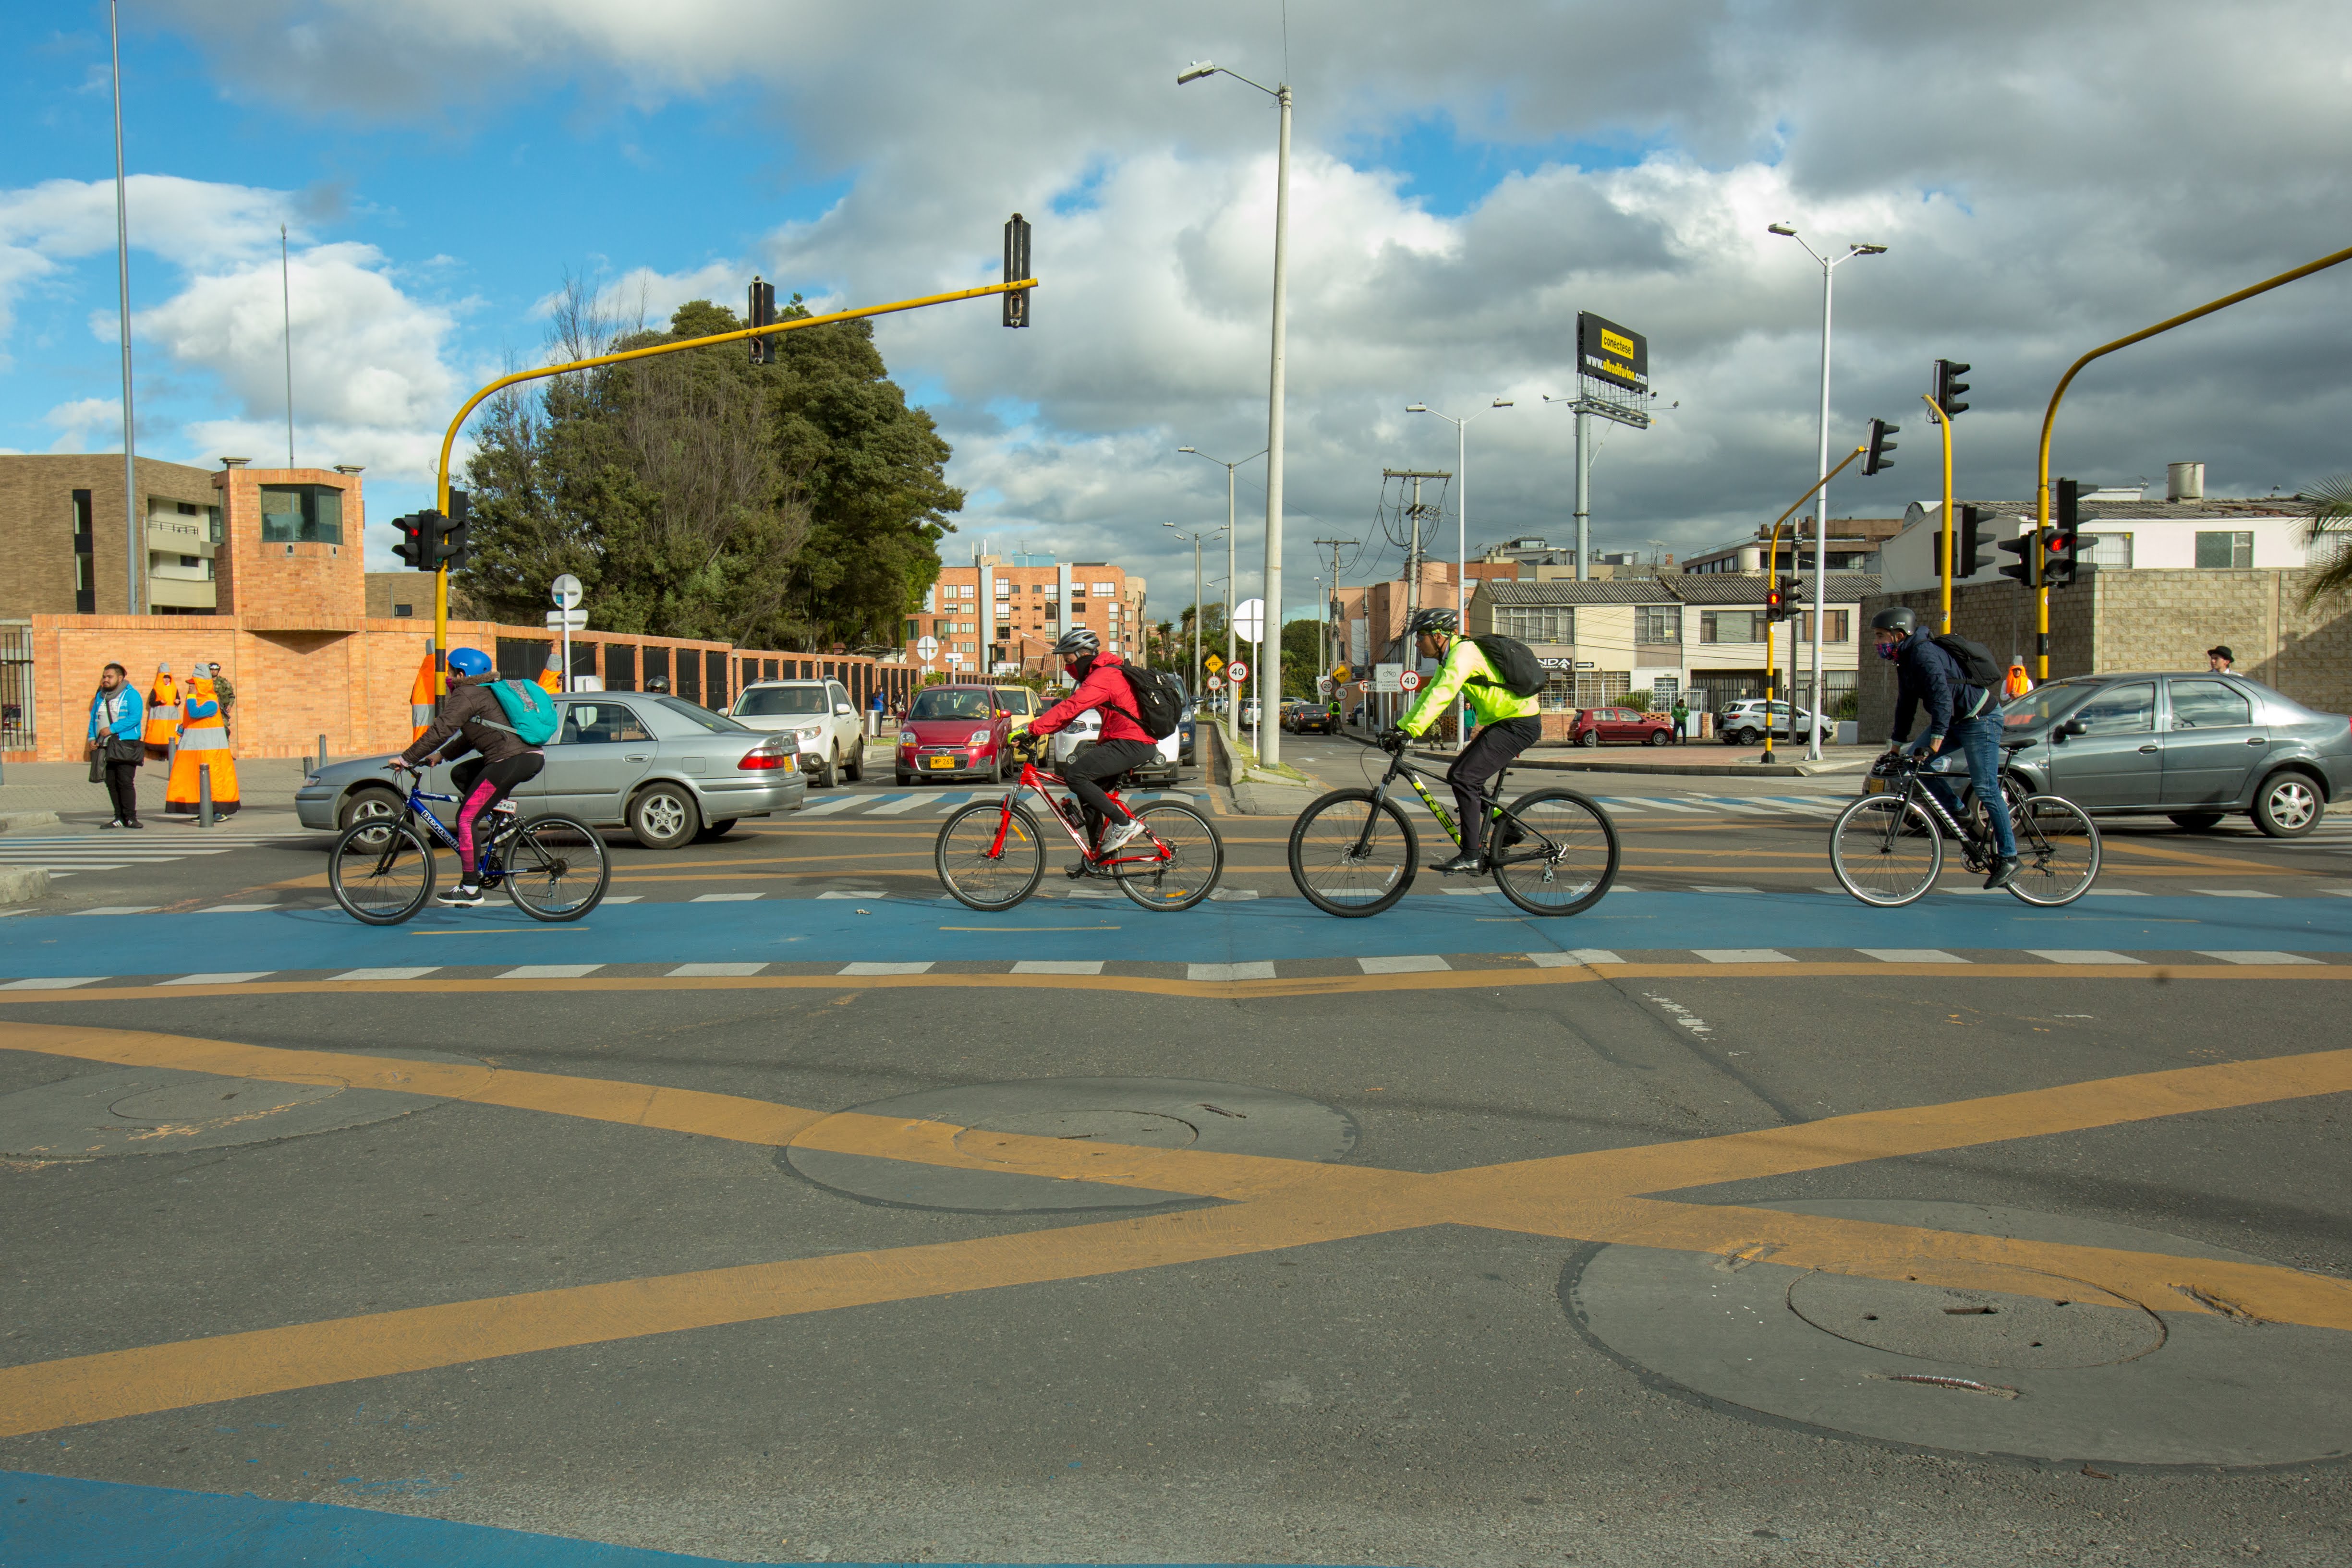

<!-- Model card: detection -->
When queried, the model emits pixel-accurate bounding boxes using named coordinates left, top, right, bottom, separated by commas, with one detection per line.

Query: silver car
left=294, top=692, right=805, bottom=850
left=1995, top=672, right=2352, bottom=837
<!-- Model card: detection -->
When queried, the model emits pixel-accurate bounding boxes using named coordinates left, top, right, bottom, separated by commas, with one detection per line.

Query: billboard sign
left=1576, top=312, right=1648, bottom=394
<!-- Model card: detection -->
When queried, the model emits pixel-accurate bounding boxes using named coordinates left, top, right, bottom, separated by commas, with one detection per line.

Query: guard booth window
left=258, top=484, right=344, bottom=545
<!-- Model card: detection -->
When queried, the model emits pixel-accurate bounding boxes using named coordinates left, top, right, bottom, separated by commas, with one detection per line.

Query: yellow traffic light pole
left=424, top=276, right=1040, bottom=692
left=2031, top=242, right=2352, bottom=679
left=1923, top=391, right=1953, bottom=633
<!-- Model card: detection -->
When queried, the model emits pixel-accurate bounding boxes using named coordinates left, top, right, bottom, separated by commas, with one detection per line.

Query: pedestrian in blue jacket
left=87, top=662, right=145, bottom=829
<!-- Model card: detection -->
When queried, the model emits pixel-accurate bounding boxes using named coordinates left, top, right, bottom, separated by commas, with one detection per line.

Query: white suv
left=729, top=679, right=866, bottom=786
left=1715, top=699, right=1819, bottom=745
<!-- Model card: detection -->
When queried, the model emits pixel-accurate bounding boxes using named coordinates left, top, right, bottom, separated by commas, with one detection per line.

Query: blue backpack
left=483, top=679, right=559, bottom=746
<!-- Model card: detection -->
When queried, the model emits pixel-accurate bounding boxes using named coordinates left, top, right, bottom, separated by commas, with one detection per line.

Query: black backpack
left=1467, top=635, right=1549, bottom=699
left=1106, top=662, right=1185, bottom=740
left=1929, top=632, right=2004, bottom=689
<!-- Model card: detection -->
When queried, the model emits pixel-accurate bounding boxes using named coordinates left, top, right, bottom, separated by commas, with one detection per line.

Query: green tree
left=1279, top=616, right=1325, bottom=699
left=2299, top=474, right=2352, bottom=605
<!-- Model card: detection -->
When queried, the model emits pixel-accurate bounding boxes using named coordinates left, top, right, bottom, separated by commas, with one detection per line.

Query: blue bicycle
left=327, top=763, right=610, bottom=925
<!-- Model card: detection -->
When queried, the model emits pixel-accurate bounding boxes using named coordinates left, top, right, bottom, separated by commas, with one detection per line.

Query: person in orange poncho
left=143, top=664, right=180, bottom=760
left=164, top=674, right=240, bottom=817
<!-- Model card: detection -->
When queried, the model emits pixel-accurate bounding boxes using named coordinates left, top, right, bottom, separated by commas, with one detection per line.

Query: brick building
left=904, top=555, right=1146, bottom=679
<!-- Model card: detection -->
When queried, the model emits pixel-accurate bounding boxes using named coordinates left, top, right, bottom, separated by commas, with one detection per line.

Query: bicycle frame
left=988, top=760, right=1173, bottom=874
left=1355, top=746, right=1538, bottom=865
left=386, top=776, right=514, bottom=883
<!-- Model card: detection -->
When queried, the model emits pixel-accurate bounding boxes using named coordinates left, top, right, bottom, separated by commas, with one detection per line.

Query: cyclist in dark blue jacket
left=1873, top=606, right=2017, bottom=889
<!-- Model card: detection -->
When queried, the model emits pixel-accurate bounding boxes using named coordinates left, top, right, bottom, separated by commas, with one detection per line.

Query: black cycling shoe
left=1983, top=856, right=2021, bottom=891
left=1430, top=853, right=1484, bottom=876
left=436, top=883, right=486, bottom=907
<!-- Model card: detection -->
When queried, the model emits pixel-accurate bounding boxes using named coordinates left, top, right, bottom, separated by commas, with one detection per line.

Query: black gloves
left=1377, top=727, right=1407, bottom=752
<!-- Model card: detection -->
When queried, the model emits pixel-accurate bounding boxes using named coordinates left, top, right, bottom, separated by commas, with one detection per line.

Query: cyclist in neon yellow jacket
left=1382, top=607, right=1543, bottom=875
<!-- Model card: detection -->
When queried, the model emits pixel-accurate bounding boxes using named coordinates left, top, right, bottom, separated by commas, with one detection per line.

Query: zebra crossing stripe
left=793, top=796, right=870, bottom=817
left=864, top=795, right=927, bottom=815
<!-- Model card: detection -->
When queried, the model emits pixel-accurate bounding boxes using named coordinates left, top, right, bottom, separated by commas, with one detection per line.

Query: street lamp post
left=1407, top=398, right=1512, bottom=744
left=1181, top=59, right=1291, bottom=763
left=1768, top=223, right=1887, bottom=759
left=1178, top=446, right=1263, bottom=725
left=1162, top=520, right=1226, bottom=710
left=108, top=0, right=140, bottom=615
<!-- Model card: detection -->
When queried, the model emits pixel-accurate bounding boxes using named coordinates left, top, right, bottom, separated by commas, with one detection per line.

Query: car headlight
left=794, top=726, right=824, bottom=745
left=898, top=730, right=919, bottom=746
left=968, top=730, right=994, bottom=748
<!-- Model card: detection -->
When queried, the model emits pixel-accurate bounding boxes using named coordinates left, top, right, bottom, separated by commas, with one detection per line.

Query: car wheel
left=336, top=786, right=402, bottom=834
left=1647, top=729, right=1669, bottom=747
left=1734, top=726, right=1759, bottom=746
left=817, top=748, right=838, bottom=790
left=2166, top=811, right=2225, bottom=832
left=694, top=819, right=738, bottom=843
left=2253, top=771, right=2323, bottom=838
left=895, top=771, right=913, bottom=786
left=989, top=749, right=1004, bottom=785
left=845, top=742, right=865, bottom=783
left=628, top=783, right=701, bottom=850
left=1579, top=729, right=1600, bottom=748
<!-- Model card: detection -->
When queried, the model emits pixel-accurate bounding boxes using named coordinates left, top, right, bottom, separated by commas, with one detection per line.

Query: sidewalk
left=0, top=757, right=314, bottom=831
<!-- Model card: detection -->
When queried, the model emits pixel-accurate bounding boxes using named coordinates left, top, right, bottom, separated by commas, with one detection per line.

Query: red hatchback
left=896, top=684, right=1014, bottom=784
left=1568, top=705, right=1674, bottom=747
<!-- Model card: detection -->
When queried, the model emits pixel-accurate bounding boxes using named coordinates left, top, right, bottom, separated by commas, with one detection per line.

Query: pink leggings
left=449, top=753, right=544, bottom=873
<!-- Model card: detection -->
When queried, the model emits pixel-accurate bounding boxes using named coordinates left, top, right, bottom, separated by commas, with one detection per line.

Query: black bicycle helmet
left=1406, top=607, right=1459, bottom=638
left=1051, top=627, right=1100, bottom=659
left=1869, top=606, right=1919, bottom=636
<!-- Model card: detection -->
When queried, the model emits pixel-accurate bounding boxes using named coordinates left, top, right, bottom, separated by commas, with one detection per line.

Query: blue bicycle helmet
left=446, top=647, right=493, bottom=677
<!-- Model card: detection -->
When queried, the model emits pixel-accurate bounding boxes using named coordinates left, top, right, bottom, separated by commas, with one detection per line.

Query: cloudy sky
left=7, top=0, right=2350, bottom=619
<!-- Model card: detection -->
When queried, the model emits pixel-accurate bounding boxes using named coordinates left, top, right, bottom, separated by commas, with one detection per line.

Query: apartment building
left=903, top=555, right=1146, bottom=678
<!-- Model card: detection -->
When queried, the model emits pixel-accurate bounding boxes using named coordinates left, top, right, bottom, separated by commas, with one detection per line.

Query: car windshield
left=2000, top=681, right=2095, bottom=729
left=993, top=689, right=1035, bottom=714
left=734, top=687, right=828, bottom=717
left=910, top=689, right=992, bottom=720
left=653, top=696, right=753, bottom=733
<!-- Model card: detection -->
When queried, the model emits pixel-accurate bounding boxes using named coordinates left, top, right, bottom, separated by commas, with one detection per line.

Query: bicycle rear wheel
left=1287, top=790, right=1418, bottom=917
left=936, top=799, right=1046, bottom=911
left=1490, top=789, right=1618, bottom=917
left=503, top=816, right=611, bottom=922
left=329, top=820, right=436, bottom=925
left=1113, top=801, right=1223, bottom=911
left=2006, top=794, right=2100, bottom=906
left=1829, top=795, right=1941, bottom=906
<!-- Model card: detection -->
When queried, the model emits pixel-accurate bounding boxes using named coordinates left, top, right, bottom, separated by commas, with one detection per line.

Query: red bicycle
left=934, top=759, right=1224, bottom=912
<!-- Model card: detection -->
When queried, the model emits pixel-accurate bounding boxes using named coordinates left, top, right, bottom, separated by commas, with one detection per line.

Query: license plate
left=927, top=755, right=956, bottom=769
left=1864, top=776, right=1888, bottom=794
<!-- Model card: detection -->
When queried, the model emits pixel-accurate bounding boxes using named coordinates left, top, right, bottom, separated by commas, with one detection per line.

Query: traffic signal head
left=391, top=510, right=429, bottom=570
left=1003, top=213, right=1033, bottom=328
left=1953, top=504, right=1996, bottom=578
left=748, top=277, right=776, bottom=365
left=431, top=490, right=472, bottom=570
left=2042, top=477, right=2081, bottom=588
left=1933, top=359, right=1972, bottom=420
left=1763, top=586, right=1788, bottom=621
left=1864, top=417, right=1899, bottom=476
left=1997, top=529, right=2038, bottom=587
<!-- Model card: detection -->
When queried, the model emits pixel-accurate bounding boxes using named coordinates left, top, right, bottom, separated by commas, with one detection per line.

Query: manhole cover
left=785, top=1077, right=1357, bottom=1213
left=1564, top=1198, right=2352, bottom=1467
left=1786, top=1266, right=2165, bottom=1369
left=108, top=1078, right=346, bottom=1126
left=0, top=1053, right=485, bottom=1159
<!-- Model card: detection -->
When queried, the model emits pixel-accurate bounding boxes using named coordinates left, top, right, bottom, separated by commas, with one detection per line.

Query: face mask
left=1874, top=639, right=1901, bottom=662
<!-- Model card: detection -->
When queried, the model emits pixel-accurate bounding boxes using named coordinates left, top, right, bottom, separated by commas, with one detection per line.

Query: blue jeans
left=1915, top=713, right=2015, bottom=857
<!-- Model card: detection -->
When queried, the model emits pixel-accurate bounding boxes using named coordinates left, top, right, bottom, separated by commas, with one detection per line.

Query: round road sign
left=1208, top=675, right=1224, bottom=690
left=1399, top=668, right=1422, bottom=692
left=1227, top=661, right=1249, bottom=685
left=916, top=635, right=940, bottom=660
left=550, top=573, right=584, bottom=610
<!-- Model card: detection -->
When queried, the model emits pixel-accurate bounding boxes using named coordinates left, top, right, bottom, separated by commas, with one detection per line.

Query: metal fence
left=0, top=621, right=32, bottom=753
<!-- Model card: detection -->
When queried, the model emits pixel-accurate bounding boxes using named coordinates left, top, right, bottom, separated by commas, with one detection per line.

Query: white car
left=1715, top=698, right=1820, bottom=745
left=1047, top=709, right=1181, bottom=788
left=729, top=678, right=867, bottom=785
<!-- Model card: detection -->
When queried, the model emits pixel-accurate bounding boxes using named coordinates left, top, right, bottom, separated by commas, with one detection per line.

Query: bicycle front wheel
left=329, top=820, right=436, bottom=925
left=1288, top=790, right=1418, bottom=917
left=503, top=816, right=611, bottom=922
left=937, top=799, right=1046, bottom=911
left=2006, top=794, right=2101, bottom=906
left=1114, top=801, right=1223, bottom=911
left=1490, top=789, right=1619, bottom=917
left=1829, top=794, right=1942, bottom=906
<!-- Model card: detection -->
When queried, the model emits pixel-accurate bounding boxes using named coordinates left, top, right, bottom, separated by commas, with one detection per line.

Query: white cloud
left=42, top=397, right=122, bottom=453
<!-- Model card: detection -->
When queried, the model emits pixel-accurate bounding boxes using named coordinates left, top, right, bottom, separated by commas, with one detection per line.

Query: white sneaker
left=1098, top=819, right=1145, bottom=854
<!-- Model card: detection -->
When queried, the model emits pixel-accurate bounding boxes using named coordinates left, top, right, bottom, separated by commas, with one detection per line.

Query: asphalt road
left=3, top=752, right=2349, bottom=1568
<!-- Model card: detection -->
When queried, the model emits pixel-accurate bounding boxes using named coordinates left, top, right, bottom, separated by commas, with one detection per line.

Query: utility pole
left=1384, top=470, right=1447, bottom=731
left=1311, top=535, right=1351, bottom=692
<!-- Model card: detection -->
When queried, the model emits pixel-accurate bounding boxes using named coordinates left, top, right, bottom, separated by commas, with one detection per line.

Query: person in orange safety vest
left=164, top=674, right=240, bottom=817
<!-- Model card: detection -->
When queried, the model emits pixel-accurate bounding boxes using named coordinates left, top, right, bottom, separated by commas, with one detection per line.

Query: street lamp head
left=1852, top=243, right=1889, bottom=255
left=1177, top=61, right=1218, bottom=84
left=1177, top=446, right=1197, bottom=453
left=1767, top=223, right=1798, bottom=237
left=1491, top=398, right=1515, bottom=408
left=1406, top=403, right=1428, bottom=413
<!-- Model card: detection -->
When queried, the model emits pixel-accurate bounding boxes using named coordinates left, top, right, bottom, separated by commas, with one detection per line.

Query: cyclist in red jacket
left=1028, top=628, right=1154, bottom=863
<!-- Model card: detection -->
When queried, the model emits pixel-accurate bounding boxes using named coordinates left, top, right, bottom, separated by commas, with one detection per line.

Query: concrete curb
left=1486, top=753, right=1873, bottom=779
left=0, top=866, right=50, bottom=905
left=0, top=810, right=61, bottom=833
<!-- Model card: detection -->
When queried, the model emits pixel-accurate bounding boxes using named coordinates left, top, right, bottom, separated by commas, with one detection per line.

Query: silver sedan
left=1995, top=672, right=2351, bottom=837
left=294, top=692, right=805, bottom=849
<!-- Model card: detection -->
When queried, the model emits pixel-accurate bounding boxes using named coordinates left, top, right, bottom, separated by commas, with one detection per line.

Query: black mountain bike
left=328, top=765, right=611, bottom=926
left=1829, top=746, right=2099, bottom=907
left=1287, top=736, right=1618, bottom=917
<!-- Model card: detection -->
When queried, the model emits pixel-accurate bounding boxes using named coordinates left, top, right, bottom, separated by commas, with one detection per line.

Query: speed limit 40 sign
left=1398, top=668, right=1422, bottom=692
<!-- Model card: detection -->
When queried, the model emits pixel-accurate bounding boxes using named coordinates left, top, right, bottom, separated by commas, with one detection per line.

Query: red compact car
left=896, top=684, right=1014, bottom=784
left=1567, top=705, right=1674, bottom=747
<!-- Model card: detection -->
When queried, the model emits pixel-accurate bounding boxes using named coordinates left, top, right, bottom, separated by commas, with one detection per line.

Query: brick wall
left=211, top=465, right=367, bottom=623
left=1860, top=567, right=2352, bottom=743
